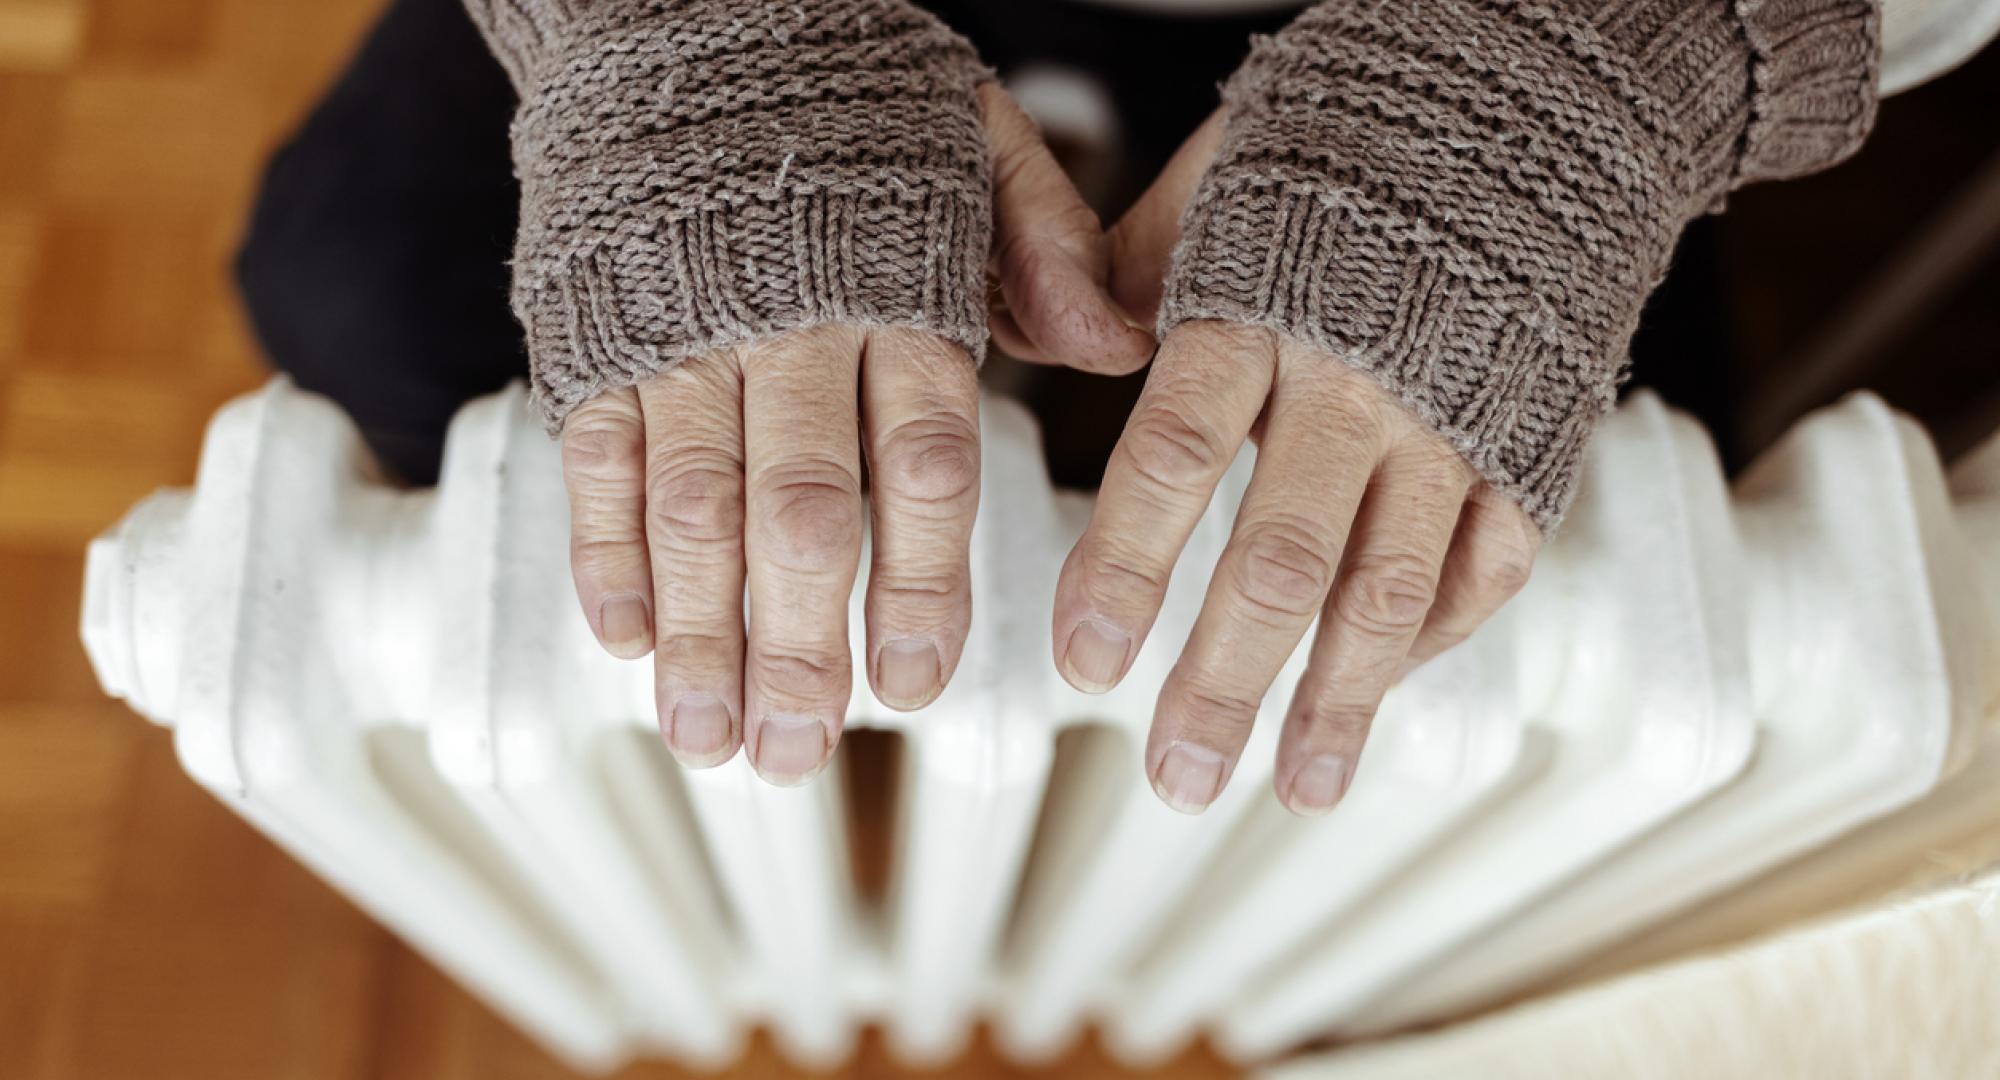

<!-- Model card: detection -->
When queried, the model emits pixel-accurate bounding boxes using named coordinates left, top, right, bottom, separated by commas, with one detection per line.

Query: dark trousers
left=236, top=0, right=1732, bottom=487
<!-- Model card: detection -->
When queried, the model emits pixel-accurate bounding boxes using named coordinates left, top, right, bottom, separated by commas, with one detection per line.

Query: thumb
left=981, top=82, right=1155, bottom=375
left=1108, top=110, right=1227, bottom=328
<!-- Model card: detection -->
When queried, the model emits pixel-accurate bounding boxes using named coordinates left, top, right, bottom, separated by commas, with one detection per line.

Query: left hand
left=1054, top=114, right=1544, bottom=817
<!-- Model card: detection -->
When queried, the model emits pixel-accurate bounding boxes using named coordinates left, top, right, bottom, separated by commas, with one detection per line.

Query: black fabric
left=237, top=0, right=524, bottom=484
left=236, top=0, right=1731, bottom=486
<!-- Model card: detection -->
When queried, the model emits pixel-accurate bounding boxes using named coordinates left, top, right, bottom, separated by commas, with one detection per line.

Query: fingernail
left=1153, top=741, right=1226, bottom=814
left=667, top=693, right=733, bottom=765
left=1287, top=754, right=1352, bottom=816
left=876, top=639, right=941, bottom=709
left=753, top=713, right=829, bottom=786
left=1063, top=617, right=1131, bottom=692
left=598, top=594, right=651, bottom=657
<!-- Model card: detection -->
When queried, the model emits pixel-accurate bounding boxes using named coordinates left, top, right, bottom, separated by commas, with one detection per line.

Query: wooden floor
left=3, top=0, right=1996, bottom=1078
left=0, top=1, right=1236, bottom=1076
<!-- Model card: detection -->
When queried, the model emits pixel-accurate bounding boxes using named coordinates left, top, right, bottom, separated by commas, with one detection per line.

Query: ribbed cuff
left=520, top=185, right=990, bottom=427
left=1734, top=0, right=1882, bottom=183
left=1161, top=0, right=1882, bottom=529
left=1163, top=176, right=1611, bottom=529
left=459, top=0, right=995, bottom=429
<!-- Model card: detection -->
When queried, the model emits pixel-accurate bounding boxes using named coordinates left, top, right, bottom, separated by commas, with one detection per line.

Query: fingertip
left=661, top=690, right=739, bottom=768
left=873, top=637, right=944, bottom=711
left=597, top=592, right=654, bottom=659
left=1039, top=280, right=1157, bottom=376
left=1114, top=317, right=1162, bottom=363
left=1100, top=308, right=1160, bottom=374
left=1151, top=740, right=1227, bottom=815
left=1277, top=753, right=1352, bottom=817
left=1058, top=615, right=1133, bottom=693
left=748, top=713, right=835, bottom=786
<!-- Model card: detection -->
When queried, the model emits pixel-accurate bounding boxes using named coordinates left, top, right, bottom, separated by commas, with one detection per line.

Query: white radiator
left=79, top=379, right=2000, bottom=1075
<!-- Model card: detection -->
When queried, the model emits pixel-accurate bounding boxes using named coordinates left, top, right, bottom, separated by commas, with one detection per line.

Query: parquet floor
left=0, top=1, right=1234, bottom=1076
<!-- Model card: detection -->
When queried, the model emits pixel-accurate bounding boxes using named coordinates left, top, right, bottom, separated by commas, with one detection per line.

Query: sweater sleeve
left=1159, top=0, right=1882, bottom=529
left=460, top=0, right=994, bottom=429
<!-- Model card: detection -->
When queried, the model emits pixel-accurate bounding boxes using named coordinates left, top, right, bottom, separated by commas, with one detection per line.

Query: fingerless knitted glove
left=463, top=0, right=994, bottom=427
left=1161, top=0, right=1881, bottom=528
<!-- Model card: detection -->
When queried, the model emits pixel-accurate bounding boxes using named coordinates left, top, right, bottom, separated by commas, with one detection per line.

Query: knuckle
left=1177, top=318, right=1275, bottom=361
left=751, top=325, right=862, bottom=371
left=1171, top=677, right=1264, bottom=729
left=562, top=415, right=644, bottom=487
left=1080, top=537, right=1170, bottom=605
left=1336, top=552, right=1439, bottom=637
left=1297, top=700, right=1377, bottom=745
left=653, top=630, right=738, bottom=673
left=571, top=536, right=642, bottom=581
left=1232, top=520, right=1337, bottom=620
left=750, top=645, right=850, bottom=700
left=1123, top=397, right=1231, bottom=493
left=1326, top=395, right=1390, bottom=453
left=758, top=464, right=862, bottom=571
left=872, top=568, right=968, bottom=613
left=1293, top=370, right=1390, bottom=448
left=1478, top=547, right=1536, bottom=599
left=1403, top=433, right=1477, bottom=485
left=1398, top=457, right=1473, bottom=506
left=645, top=454, right=744, bottom=544
left=876, top=419, right=979, bottom=507
left=1472, top=486, right=1544, bottom=545
left=1459, top=496, right=1539, bottom=600
left=1508, top=505, right=1545, bottom=550
left=882, top=327, right=974, bottom=371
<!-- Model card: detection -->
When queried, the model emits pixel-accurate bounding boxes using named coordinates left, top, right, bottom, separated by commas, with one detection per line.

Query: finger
left=861, top=329, right=981, bottom=711
left=638, top=359, right=747, bottom=767
left=1107, top=109, right=1226, bottom=327
left=1277, top=435, right=1471, bottom=816
left=1402, top=484, right=1542, bottom=674
left=562, top=387, right=654, bottom=659
left=1051, top=321, right=1275, bottom=695
left=741, top=326, right=866, bottom=785
left=988, top=304, right=1045, bottom=363
left=1144, top=358, right=1385, bottom=814
left=981, top=82, right=1156, bottom=374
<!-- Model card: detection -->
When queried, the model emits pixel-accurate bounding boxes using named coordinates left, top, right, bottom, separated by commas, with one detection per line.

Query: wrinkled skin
left=562, top=95, right=1543, bottom=812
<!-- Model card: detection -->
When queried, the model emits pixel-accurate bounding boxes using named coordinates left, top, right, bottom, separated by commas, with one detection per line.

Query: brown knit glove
left=1161, top=0, right=1881, bottom=528
left=463, top=0, right=994, bottom=428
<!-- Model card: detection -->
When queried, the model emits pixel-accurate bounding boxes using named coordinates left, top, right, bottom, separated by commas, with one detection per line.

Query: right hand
left=561, top=84, right=1155, bottom=785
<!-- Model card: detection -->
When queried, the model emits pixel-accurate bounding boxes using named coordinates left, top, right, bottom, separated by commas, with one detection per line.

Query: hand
left=561, top=85, right=1154, bottom=785
left=1055, top=114, right=1544, bottom=816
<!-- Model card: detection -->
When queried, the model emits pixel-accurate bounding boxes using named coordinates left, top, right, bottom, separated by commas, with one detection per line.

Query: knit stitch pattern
left=1162, top=0, right=1880, bottom=528
left=463, top=0, right=994, bottom=428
